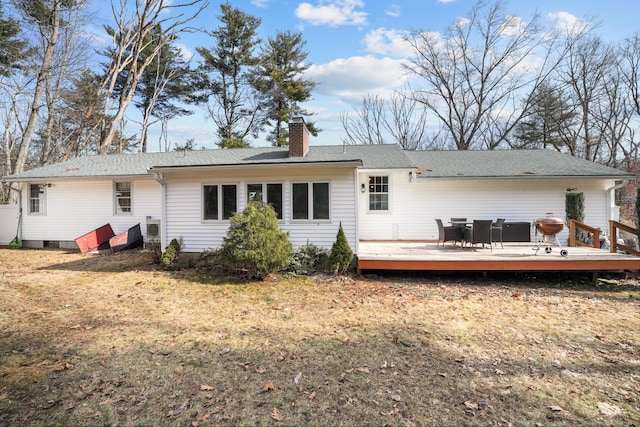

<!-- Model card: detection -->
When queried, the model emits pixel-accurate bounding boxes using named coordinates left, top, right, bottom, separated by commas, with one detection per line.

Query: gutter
left=414, top=174, right=634, bottom=181
left=148, top=160, right=363, bottom=173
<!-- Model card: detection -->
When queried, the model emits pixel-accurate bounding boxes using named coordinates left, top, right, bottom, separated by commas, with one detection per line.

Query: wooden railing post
left=609, top=219, right=640, bottom=256
left=569, top=219, right=602, bottom=249
left=569, top=219, right=576, bottom=247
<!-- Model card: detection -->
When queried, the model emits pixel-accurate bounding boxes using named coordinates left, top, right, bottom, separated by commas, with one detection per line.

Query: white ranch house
left=1, top=118, right=632, bottom=253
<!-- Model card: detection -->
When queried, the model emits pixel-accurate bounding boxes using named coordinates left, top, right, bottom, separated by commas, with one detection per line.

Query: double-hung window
left=203, top=184, right=237, bottom=220
left=247, top=183, right=283, bottom=219
left=29, top=184, right=46, bottom=215
left=368, top=176, right=388, bottom=211
left=114, top=181, right=132, bottom=214
left=292, top=182, right=329, bottom=220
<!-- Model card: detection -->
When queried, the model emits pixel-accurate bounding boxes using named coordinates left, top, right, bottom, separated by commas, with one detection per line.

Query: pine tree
left=105, top=24, right=194, bottom=152
left=0, top=2, right=27, bottom=77
left=250, top=30, right=317, bottom=146
left=329, top=223, right=354, bottom=274
left=514, top=83, right=576, bottom=150
left=193, top=2, right=263, bottom=148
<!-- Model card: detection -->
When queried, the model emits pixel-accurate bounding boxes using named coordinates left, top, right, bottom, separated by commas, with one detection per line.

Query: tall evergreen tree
left=192, top=2, right=262, bottom=148
left=250, top=30, right=317, bottom=146
left=513, top=83, right=576, bottom=150
left=0, top=2, right=27, bottom=77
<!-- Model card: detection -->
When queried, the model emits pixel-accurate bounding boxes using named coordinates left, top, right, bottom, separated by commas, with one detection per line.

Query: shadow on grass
left=363, top=269, right=639, bottom=293
left=1, top=307, right=636, bottom=426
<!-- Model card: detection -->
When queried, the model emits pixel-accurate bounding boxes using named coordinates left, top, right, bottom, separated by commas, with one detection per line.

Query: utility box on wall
left=146, top=219, right=161, bottom=244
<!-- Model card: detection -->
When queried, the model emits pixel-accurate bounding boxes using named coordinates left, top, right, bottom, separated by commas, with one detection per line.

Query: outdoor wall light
left=361, top=183, right=366, bottom=193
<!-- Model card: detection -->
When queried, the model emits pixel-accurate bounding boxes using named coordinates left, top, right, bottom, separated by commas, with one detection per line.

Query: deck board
left=357, top=241, right=640, bottom=272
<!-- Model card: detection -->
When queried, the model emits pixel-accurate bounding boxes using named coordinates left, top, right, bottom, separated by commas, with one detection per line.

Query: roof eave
left=3, top=174, right=156, bottom=182
left=147, top=159, right=363, bottom=172
left=416, top=174, right=634, bottom=180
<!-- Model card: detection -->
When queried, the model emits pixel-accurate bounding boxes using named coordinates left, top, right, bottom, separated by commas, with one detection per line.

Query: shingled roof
left=3, top=145, right=631, bottom=181
left=409, top=150, right=632, bottom=179
left=3, top=145, right=410, bottom=181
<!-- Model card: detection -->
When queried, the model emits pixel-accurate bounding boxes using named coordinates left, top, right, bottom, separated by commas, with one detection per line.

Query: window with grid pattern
left=368, top=176, right=388, bottom=211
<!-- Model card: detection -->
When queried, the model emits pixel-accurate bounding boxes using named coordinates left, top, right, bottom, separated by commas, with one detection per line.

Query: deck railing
left=568, top=219, right=601, bottom=249
left=609, top=220, right=640, bottom=256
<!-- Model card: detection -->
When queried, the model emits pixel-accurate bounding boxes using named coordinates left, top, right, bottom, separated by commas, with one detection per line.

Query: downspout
left=153, top=173, right=167, bottom=250
left=606, top=180, right=626, bottom=224
left=353, top=168, right=360, bottom=256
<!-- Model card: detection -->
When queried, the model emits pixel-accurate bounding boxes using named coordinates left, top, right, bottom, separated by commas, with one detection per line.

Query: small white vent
left=146, top=219, right=161, bottom=243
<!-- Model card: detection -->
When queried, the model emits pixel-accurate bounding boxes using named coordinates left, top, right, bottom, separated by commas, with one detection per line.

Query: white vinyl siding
left=358, top=171, right=615, bottom=243
left=19, top=179, right=161, bottom=244
left=164, top=167, right=357, bottom=253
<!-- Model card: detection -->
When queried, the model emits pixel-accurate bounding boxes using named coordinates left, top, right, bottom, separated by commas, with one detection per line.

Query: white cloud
left=305, top=55, right=410, bottom=102
left=385, top=4, right=401, bottom=18
left=499, top=15, right=525, bottom=37
left=295, top=0, right=367, bottom=27
left=175, top=43, right=194, bottom=60
left=363, top=28, right=414, bottom=58
left=548, top=11, right=590, bottom=35
left=251, top=0, right=270, bottom=7
left=438, top=0, right=456, bottom=3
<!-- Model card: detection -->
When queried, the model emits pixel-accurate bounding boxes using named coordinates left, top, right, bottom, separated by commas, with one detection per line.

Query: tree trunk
left=13, top=0, right=61, bottom=174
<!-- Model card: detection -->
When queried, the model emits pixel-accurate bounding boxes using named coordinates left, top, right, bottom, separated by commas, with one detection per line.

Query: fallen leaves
left=271, top=407, right=286, bottom=422
left=597, top=402, right=624, bottom=416
left=259, top=381, right=275, bottom=393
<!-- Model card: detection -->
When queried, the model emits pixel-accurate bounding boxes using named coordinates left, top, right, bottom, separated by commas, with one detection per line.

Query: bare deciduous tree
left=341, top=91, right=428, bottom=150
left=404, top=0, right=567, bottom=150
left=98, top=0, right=207, bottom=154
left=12, top=0, right=67, bottom=175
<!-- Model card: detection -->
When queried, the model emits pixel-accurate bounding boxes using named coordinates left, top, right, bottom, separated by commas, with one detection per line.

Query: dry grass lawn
left=0, top=248, right=639, bottom=426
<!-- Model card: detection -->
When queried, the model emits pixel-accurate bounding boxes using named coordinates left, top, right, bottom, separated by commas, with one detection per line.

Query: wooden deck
left=358, top=241, right=640, bottom=272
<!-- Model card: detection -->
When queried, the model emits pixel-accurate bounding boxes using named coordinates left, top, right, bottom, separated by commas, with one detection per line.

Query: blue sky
left=90, top=0, right=639, bottom=151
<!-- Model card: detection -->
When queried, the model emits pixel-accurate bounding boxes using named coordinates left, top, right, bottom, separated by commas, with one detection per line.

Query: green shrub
left=288, top=242, right=330, bottom=275
left=566, top=192, right=585, bottom=241
left=161, top=238, right=181, bottom=266
left=219, top=201, right=292, bottom=279
left=329, top=222, right=354, bottom=274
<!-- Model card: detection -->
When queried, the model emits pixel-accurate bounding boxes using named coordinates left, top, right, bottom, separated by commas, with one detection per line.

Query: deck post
left=569, top=219, right=576, bottom=247
left=609, top=220, right=617, bottom=253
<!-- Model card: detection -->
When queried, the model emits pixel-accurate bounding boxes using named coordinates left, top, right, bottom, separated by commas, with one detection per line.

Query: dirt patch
left=0, top=248, right=638, bottom=426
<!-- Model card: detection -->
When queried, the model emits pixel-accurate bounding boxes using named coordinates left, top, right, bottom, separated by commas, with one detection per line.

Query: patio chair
left=463, top=220, right=493, bottom=251
left=450, top=217, right=467, bottom=228
left=491, top=218, right=505, bottom=248
left=436, top=218, right=461, bottom=247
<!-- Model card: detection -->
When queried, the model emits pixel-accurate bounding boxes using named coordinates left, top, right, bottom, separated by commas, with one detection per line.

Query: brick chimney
left=288, top=117, right=309, bottom=157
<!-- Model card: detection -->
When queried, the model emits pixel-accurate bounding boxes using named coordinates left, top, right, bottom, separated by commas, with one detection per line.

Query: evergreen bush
left=288, top=242, right=329, bottom=275
left=219, top=201, right=292, bottom=279
left=161, top=238, right=181, bottom=266
left=329, top=222, right=354, bottom=274
left=566, top=192, right=585, bottom=241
